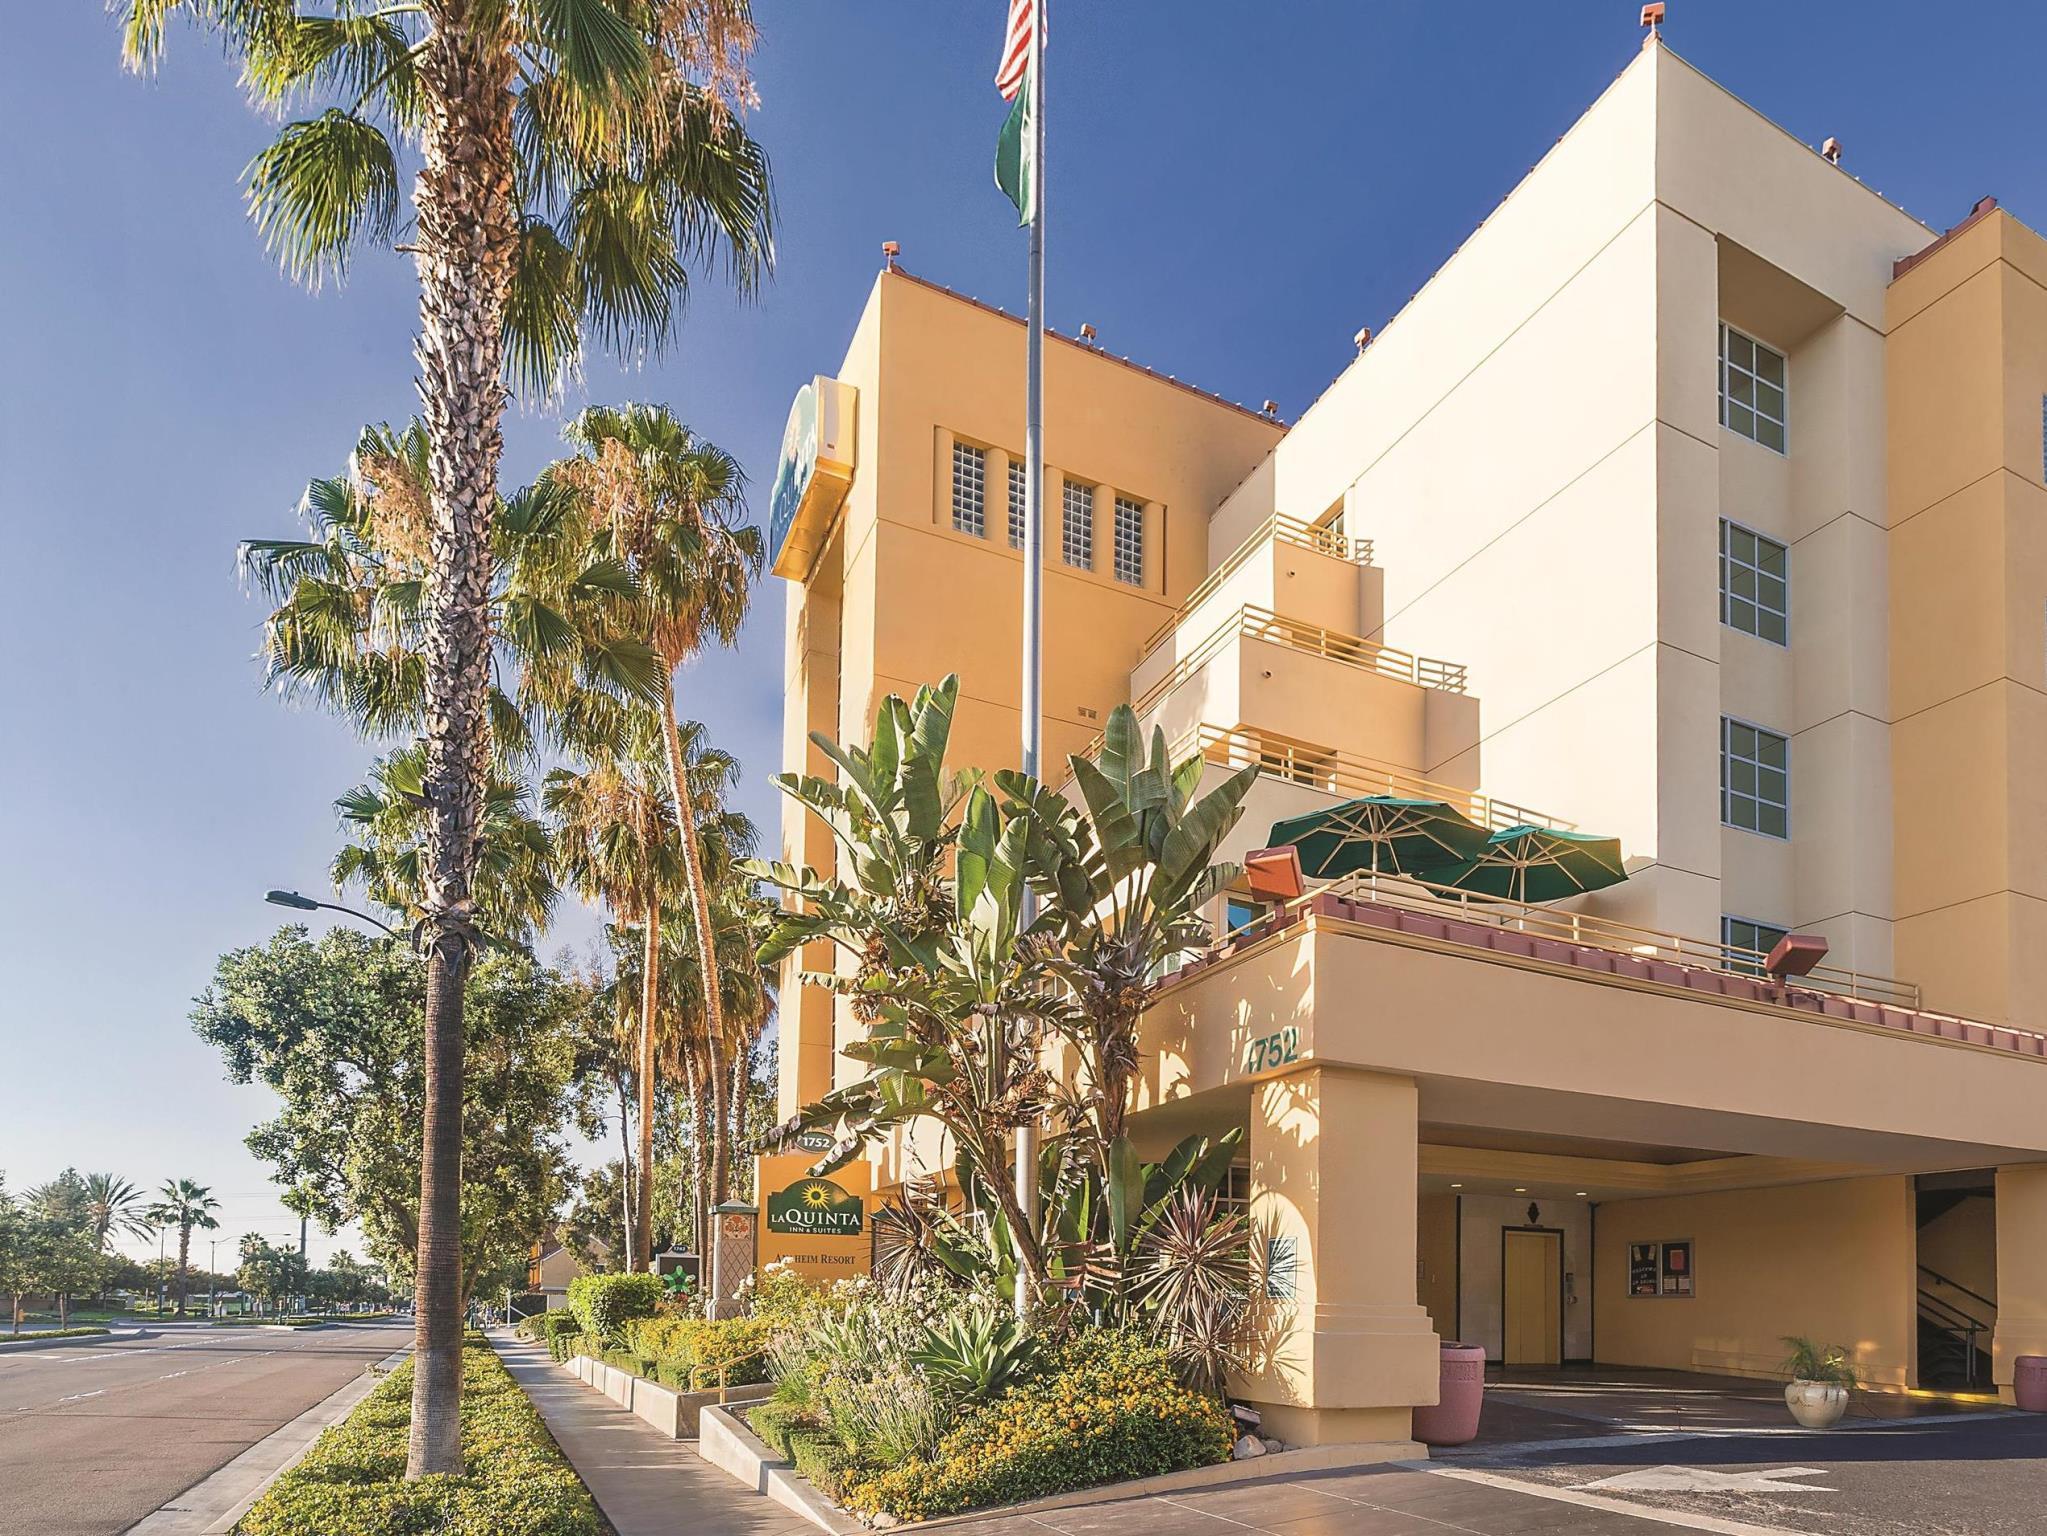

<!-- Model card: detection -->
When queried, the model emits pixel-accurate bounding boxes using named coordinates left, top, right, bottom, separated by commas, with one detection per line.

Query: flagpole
left=1013, top=0, right=1046, bottom=1320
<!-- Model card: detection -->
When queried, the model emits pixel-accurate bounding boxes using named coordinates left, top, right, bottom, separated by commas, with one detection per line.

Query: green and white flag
left=993, top=0, right=1037, bottom=225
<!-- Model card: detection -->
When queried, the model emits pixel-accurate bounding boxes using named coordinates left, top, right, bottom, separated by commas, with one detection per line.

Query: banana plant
left=747, top=677, right=1070, bottom=1283
left=998, top=704, right=1262, bottom=1160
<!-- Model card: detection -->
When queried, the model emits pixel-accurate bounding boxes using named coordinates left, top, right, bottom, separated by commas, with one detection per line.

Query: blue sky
left=3, top=2, right=2043, bottom=1263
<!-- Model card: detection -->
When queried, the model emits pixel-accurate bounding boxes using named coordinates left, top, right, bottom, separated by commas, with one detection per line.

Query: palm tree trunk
left=636, top=909, right=660, bottom=1272
left=658, top=681, right=731, bottom=1209
left=617, top=1076, right=637, bottom=1265
left=403, top=11, right=520, bottom=1481
left=175, top=1225, right=191, bottom=1317
left=680, top=1038, right=710, bottom=1255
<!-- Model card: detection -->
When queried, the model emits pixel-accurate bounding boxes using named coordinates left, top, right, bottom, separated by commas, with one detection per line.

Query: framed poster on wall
left=1628, top=1243, right=1659, bottom=1296
left=1659, top=1239, right=1694, bottom=1296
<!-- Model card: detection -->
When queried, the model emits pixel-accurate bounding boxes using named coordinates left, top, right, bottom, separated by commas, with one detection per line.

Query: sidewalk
left=492, top=1332, right=812, bottom=1536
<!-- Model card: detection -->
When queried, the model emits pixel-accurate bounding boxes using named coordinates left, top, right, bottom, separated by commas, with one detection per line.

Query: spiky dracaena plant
left=124, top=0, right=771, bottom=1473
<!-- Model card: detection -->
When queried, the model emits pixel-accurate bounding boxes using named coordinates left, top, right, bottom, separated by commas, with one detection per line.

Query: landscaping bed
left=235, top=1336, right=603, bottom=1536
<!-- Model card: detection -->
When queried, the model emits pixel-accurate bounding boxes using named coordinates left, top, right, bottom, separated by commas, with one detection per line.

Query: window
left=1062, top=479, right=1094, bottom=568
left=1224, top=897, right=1266, bottom=934
left=1719, top=322, right=1787, bottom=453
left=1721, top=717, right=1789, bottom=839
left=1112, top=495, right=1145, bottom=585
left=1008, top=460, right=1026, bottom=549
left=1719, top=519, right=1788, bottom=645
left=1721, top=915, right=1789, bottom=975
left=950, top=441, right=986, bottom=537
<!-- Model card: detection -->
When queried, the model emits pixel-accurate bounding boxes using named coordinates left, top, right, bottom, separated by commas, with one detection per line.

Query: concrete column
left=1993, top=1164, right=2047, bottom=1397
left=1238, top=1066, right=1438, bottom=1445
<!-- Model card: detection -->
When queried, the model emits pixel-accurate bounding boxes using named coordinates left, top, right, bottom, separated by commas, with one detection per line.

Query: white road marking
left=1420, top=1465, right=1812, bottom=1536
left=55, top=1389, right=106, bottom=1404
left=1582, top=1465, right=1834, bottom=1494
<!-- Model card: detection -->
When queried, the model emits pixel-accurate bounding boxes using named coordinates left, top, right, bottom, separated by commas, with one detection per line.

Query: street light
left=265, top=889, right=398, bottom=936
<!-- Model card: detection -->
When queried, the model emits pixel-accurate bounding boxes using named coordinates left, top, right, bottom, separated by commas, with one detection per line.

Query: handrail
left=1917, top=1264, right=1997, bottom=1319
left=1132, top=603, right=1469, bottom=719
left=1918, top=1290, right=1989, bottom=1334
left=1261, top=868, right=1926, bottom=1010
left=1141, top=513, right=1374, bottom=656
left=1185, top=723, right=1573, bottom=834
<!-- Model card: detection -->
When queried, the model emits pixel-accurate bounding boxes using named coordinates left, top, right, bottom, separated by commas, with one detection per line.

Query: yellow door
left=1503, top=1230, right=1562, bottom=1366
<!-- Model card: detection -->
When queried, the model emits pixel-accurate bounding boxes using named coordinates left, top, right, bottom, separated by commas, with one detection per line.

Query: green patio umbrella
left=1426, top=824, right=1627, bottom=904
left=1267, top=796, right=1491, bottom=880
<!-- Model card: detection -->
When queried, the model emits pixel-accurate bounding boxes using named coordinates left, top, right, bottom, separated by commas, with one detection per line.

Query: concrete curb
left=558, top=1353, right=774, bottom=1439
left=0, top=1328, right=134, bottom=1353
left=695, top=1403, right=864, bottom=1535
left=693, top=1397, right=1423, bottom=1534
left=126, top=1345, right=411, bottom=1536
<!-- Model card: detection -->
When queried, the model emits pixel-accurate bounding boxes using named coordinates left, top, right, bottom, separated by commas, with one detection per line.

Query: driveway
left=0, top=1320, right=409, bottom=1536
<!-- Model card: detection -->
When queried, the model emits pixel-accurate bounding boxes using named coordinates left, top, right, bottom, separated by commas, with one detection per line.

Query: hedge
left=236, top=1336, right=604, bottom=1536
left=623, top=1315, right=772, bottom=1390
left=1, top=1327, right=110, bottom=1345
left=565, top=1272, right=661, bottom=1341
left=843, top=1329, right=1234, bottom=1521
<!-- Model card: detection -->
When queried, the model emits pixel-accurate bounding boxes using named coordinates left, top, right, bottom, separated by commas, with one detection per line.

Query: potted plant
left=1781, top=1336, right=1858, bottom=1428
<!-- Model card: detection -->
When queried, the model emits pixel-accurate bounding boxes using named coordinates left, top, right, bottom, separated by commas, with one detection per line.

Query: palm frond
left=245, top=109, right=399, bottom=286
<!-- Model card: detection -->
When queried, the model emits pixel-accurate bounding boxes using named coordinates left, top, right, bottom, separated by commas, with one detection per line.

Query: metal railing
left=1132, top=603, right=1468, bottom=719
left=1185, top=724, right=1571, bottom=832
left=1256, top=867, right=1924, bottom=1010
left=1141, top=513, right=1374, bottom=656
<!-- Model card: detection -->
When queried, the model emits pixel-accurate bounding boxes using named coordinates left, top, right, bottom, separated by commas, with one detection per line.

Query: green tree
left=143, top=1181, right=221, bottom=1317
left=239, top=1235, right=310, bottom=1318
left=554, top=406, right=763, bottom=1214
left=127, top=0, right=776, bottom=1460
left=191, top=928, right=584, bottom=1311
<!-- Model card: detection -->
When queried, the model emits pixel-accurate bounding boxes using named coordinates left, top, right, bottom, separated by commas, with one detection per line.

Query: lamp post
left=155, top=1224, right=167, bottom=1315
left=264, top=889, right=398, bottom=936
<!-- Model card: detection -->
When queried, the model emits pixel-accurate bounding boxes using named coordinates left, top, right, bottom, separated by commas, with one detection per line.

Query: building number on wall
left=1244, top=1027, right=1301, bottom=1074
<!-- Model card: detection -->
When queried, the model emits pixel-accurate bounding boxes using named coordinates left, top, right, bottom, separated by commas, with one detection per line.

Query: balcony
left=1183, top=723, right=1568, bottom=833
left=1203, top=869, right=1925, bottom=1011
left=1141, top=513, right=1376, bottom=659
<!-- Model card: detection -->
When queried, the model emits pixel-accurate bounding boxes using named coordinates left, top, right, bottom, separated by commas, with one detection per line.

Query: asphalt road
left=0, top=1320, right=409, bottom=1536
left=1466, top=1412, right=2047, bottom=1535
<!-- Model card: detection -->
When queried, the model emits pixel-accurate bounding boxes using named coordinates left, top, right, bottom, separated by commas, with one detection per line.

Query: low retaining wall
left=562, top=1354, right=774, bottom=1439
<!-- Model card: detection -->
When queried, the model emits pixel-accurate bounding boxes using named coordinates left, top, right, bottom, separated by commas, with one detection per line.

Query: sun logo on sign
left=801, top=1183, right=833, bottom=1210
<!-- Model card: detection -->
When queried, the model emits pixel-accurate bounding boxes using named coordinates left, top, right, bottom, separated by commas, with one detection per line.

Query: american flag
left=994, top=0, right=1035, bottom=101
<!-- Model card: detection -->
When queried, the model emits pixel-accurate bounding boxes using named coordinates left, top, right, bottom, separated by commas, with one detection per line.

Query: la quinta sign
left=766, top=1177, right=865, bottom=1237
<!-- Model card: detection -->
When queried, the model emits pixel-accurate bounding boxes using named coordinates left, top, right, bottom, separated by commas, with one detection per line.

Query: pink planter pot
left=1410, top=1342, right=1486, bottom=1446
left=2014, top=1356, right=2047, bottom=1412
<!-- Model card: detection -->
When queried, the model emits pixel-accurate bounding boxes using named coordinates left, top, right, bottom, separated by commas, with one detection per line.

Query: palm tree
left=546, top=730, right=681, bottom=1272
left=555, top=406, right=763, bottom=1213
left=125, top=1, right=773, bottom=1475
left=334, top=744, right=557, bottom=947
left=81, top=1175, right=150, bottom=1306
left=144, top=1181, right=221, bottom=1318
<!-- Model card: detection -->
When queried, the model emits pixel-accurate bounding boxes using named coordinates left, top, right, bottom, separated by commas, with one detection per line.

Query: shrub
left=845, top=1329, right=1234, bottom=1521
left=539, top=1311, right=589, bottom=1363
left=624, top=1315, right=773, bottom=1391
left=747, top=1399, right=864, bottom=1502
left=2, top=1327, right=109, bottom=1345
left=566, top=1272, right=662, bottom=1342
left=237, top=1337, right=604, bottom=1536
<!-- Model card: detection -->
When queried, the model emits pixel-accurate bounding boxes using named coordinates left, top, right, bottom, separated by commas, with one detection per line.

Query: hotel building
left=763, top=37, right=2047, bottom=1445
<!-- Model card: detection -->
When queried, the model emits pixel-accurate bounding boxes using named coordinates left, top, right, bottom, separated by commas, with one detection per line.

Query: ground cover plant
left=236, top=1337, right=602, bottom=1536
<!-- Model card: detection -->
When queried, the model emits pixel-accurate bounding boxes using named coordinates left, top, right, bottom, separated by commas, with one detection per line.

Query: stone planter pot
left=1784, top=1379, right=1849, bottom=1429
left=1410, top=1341, right=1487, bottom=1446
left=2014, top=1356, right=2047, bottom=1411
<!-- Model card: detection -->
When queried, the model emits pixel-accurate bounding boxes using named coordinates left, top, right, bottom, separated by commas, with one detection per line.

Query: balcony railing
left=1186, top=724, right=1571, bottom=832
left=1234, top=868, right=1924, bottom=1011
left=1132, top=604, right=1468, bottom=720
left=1141, top=513, right=1374, bottom=657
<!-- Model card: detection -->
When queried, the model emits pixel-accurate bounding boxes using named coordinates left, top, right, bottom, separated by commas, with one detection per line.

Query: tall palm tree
left=144, top=1181, right=221, bottom=1319
left=125, top=1, right=773, bottom=1476
left=545, top=731, right=680, bottom=1271
left=555, top=406, right=762, bottom=1213
left=81, top=1175, right=150, bottom=1305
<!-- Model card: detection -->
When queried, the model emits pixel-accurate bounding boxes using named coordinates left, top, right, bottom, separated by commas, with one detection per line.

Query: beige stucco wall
left=1593, top=1176, right=1918, bottom=1386
left=1888, top=211, right=2047, bottom=1029
left=1457, top=1194, right=1594, bottom=1362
